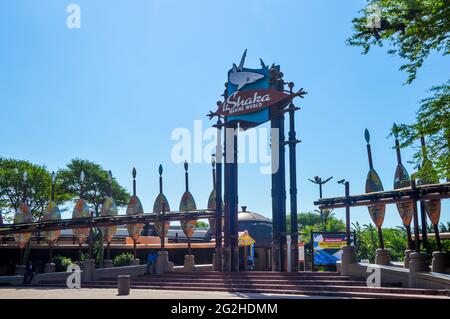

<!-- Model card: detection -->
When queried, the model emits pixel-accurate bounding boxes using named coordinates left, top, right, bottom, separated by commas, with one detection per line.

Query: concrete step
left=33, top=283, right=450, bottom=299
left=135, top=275, right=353, bottom=282
left=148, top=271, right=339, bottom=277
left=90, top=279, right=367, bottom=288
left=87, top=280, right=448, bottom=296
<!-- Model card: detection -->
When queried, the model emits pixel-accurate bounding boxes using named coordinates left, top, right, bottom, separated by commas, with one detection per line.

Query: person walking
left=23, top=260, right=35, bottom=284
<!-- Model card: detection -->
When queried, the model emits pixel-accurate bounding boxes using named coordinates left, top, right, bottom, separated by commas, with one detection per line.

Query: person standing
left=146, top=251, right=156, bottom=275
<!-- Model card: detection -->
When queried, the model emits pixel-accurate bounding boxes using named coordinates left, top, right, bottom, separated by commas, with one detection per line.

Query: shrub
left=53, top=255, right=73, bottom=272
left=113, top=252, right=135, bottom=267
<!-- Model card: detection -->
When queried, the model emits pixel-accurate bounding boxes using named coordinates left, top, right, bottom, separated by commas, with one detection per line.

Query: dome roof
left=238, top=206, right=271, bottom=223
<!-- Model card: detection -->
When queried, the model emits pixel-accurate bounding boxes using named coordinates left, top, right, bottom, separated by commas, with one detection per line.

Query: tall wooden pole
left=223, top=117, right=231, bottom=272
left=230, top=123, right=239, bottom=272
left=214, top=120, right=223, bottom=271
left=271, top=111, right=281, bottom=271
left=411, top=179, right=421, bottom=252
left=287, top=82, right=300, bottom=273
left=345, top=181, right=351, bottom=246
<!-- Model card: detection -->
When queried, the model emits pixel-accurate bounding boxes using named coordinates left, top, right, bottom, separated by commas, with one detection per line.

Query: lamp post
left=308, top=175, right=333, bottom=223
left=337, top=179, right=351, bottom=246
left=213, top=116, right=224, bottom=272
left=285, top=82, right=301, bottom=273
left=337, top=178, right=357, bottom=275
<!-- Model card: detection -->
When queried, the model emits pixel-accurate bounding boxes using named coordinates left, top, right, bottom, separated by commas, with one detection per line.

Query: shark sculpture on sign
left=229, top=50, right=264, bottom=90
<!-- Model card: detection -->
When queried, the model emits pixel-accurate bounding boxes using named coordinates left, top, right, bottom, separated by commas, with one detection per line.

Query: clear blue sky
left=1, top=0, right=448, bottom=228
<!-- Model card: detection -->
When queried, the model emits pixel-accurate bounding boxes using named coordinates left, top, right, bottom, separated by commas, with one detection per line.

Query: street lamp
left=308, top=175, right=333, bottom=223
left=337, top=179, right=351, bottom=246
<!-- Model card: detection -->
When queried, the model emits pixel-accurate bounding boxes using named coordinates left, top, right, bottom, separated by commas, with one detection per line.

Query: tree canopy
left=286, top=211, right=346, bottom=243
left=348, top=0, right=449, bottom=180
left=0, top=158, right=71, bottom=222
left=0, top=158, right=131, bottom=224
left=393, top=82, right=449, bottom=180
left=347, top=0, right=449, bottom=84
left=57, top=159, right=130, bottom=215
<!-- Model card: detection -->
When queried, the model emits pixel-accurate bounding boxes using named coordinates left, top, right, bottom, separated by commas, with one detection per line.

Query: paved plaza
left=0, top=287, right=344, bottom=299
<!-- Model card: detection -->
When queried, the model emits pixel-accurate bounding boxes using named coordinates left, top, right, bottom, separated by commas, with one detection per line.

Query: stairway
left=69, top=271, right=450, bottom=299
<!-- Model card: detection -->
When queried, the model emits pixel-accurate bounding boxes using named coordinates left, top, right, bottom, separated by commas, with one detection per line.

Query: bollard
left=184, top=255, right=195, bottom=272
left=340, top=245, right=357, bottom=276
left=408, top=252, right=429, bottom=288
left=431, top=252, right=448, bottom=273
left=375, top=248, right=390, bottom=265
left=117, top=275, right=130, bottom=295
left=404, top=250, right=412, bottom=269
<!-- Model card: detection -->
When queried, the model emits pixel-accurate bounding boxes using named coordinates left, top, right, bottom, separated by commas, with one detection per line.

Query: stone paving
left=0, top=287, right=343, bottom=299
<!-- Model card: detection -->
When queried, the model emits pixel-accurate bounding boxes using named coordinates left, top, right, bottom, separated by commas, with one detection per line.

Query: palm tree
left=363, top=223, right=377, bottom=248
left=439, top=222, right=449, bottom=233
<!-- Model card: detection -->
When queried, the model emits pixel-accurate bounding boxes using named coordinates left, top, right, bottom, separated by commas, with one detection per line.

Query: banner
left=311, top=232, right=354, bottom=266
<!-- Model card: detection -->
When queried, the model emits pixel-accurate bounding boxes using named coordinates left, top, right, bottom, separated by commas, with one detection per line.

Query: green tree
left=196, top=221, right=209, bottom=229
left=393, top=83, right=449, bottom=180
left=0, top=158, right=72, bottom=222
left=57, top=159, right=131, bottom=266
left=348, top=0, right=450, bottom=180
left=347, top=0, right=449, bottom=84
left=286, top=211, right=346, bottom=243
left=57, top=159, right=130, bottom=214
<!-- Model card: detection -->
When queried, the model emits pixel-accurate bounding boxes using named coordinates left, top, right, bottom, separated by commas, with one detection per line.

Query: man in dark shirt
left=23, top=261, right=35, bottom=284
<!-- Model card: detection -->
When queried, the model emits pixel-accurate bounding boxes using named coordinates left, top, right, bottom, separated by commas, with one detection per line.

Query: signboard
left=222, top=50, right=286, bottom=129
left=311, top=232, right=355, bottom=266
left=238, top=230, right=255, bottom=246
left=217, top=89, right=291, bottom=117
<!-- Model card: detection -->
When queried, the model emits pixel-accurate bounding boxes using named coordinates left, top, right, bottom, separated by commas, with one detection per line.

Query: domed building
left=238, top=206, right=272, bottom=270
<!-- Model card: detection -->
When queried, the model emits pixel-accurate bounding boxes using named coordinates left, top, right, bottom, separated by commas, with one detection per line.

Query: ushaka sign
left=217, top=89, right=291, bottom=117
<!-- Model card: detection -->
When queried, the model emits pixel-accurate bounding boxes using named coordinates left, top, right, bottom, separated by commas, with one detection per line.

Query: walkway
left=0, top=287, right=342, bottom=299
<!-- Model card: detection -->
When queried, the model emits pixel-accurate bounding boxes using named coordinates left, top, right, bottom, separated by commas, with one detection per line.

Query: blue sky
left=0, top=0, right=448, bottom=228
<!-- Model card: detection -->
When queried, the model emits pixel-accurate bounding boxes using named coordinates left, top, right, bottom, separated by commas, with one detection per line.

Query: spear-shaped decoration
left=13, top=171, right=32, bottom=265
left=42, top=171, right=62, bottom=264
left=126, top=167, right=144, bottom=260
left=364, top=129, right=386, bottom=249
left=153, top=165, right=171, bottom=251
left=179, top=161, right=197, bottom=256
left=392, top=124, right=414, bottom=250
left=72, top=170, right=90, bottom=262
left=100, top=170, right=118, bottom=263
left=207, top=156, right=218, bottom=235
left=418, top=136, right=442, bottom=251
